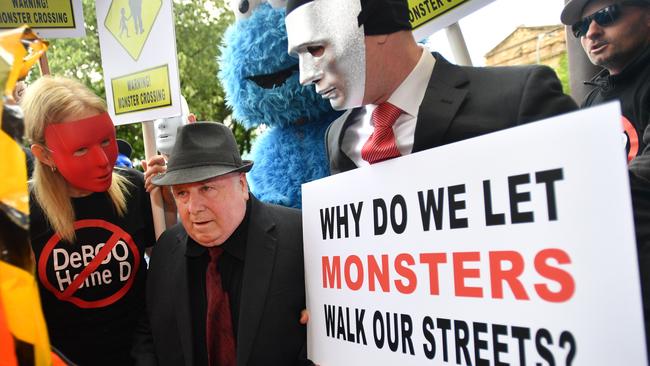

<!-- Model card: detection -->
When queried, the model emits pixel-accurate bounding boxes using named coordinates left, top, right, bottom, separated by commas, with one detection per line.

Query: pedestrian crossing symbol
left=104, top=0, right=162, bottom=61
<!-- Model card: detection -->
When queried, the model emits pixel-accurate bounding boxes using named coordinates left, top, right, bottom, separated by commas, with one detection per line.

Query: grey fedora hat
left=152, top=122, right=253, bottom=186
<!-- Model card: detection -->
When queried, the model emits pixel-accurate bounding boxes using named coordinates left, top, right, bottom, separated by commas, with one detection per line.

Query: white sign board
left=96, top=0, right=180, bottom=125
left=0, top=0, right=86, bottom=39
left=409, top=0, right=494, bottom=41
left=301, top=103, right=647, bottom=365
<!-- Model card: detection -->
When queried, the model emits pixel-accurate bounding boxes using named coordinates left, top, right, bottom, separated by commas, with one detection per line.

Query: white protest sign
left=409, top=0, right=494, bottom=41
left=0, top=0, right=86, bottom=38
left=301, top=102, right=647, bottom=365
left=96, top=0, right=180, bottom=125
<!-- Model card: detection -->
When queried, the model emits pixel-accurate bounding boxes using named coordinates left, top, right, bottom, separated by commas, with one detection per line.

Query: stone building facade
left=485, top=25, right=567, bottom=69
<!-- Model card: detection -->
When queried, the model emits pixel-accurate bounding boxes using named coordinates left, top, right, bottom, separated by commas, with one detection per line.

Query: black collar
left=586, top=45, right=650, bottom=88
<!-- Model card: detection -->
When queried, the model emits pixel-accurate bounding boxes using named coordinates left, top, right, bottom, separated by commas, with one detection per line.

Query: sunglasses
left=572, top=3, right=623, bottom=38
left=571, top=2, right=648, bottom=38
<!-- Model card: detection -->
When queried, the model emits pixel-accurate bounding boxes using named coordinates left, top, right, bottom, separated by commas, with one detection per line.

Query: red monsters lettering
left=453, top=252, right=483, bottom=298
left=321, top=249, right=575, bottom=303
left=489, top=251, right=529, bottom=300
left=534, top=248, right=575, bottom=302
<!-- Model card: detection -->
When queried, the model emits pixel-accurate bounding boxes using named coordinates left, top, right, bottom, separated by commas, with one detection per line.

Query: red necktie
left=206, top=247, right=236, bottom=366
left=361, top=102, right=403, bottom=164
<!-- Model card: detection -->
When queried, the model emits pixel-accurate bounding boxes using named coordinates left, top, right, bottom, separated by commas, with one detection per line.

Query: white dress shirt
left=341, top=48, right=436, bottom=167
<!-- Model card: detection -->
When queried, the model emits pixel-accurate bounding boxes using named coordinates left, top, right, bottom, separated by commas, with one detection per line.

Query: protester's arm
left=517, top=65, right=578, bottom=124
left=142, top=155, right=177, bottom=227
left=296, top=309, right=315, bottom=366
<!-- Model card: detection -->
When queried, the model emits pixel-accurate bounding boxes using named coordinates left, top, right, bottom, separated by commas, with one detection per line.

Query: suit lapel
left=412, top=52, right=469, bottom=152
left=329, top=109, right=365, bottom=172
left=173, top=231, right=195, bottom=366
left=237, top=197, right=277, bottom=366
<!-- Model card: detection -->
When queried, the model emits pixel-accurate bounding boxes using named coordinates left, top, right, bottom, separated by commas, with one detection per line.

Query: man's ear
left=31, top=144, right=56, bottom=168
left=239, top=173, right=250, bottom=199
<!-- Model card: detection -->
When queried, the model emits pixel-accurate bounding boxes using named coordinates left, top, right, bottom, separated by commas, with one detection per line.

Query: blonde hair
left=22, top=76, right=130, bottom=243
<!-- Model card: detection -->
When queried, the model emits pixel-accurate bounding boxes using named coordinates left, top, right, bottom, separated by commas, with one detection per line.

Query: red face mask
left=44, top=112, right=118, bottom=193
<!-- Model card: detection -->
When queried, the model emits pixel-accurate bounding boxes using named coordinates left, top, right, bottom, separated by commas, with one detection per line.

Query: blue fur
left=218, top=4, right=341, bottom=208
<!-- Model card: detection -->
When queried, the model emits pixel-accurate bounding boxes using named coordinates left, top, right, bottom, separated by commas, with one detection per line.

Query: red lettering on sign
left=394, top=253, right=417, bottom=294
left=319, top=249, right=575, bottom=303
left=344, top=255, right=364, bottom=291
left=489, top=251, right=530, bottom=300
left=453, top=252, right=483, bottom=298
left=534, top=248, right=575, bottom=302
left=368, top=254, right=389, bottom=292
left=419, top=253, right=447, bottom=295
left=322, top=256, right=341, bottom=289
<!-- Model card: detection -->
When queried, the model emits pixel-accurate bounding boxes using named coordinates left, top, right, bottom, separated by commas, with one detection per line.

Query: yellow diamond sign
left=104, top=0, right=162, bottom=61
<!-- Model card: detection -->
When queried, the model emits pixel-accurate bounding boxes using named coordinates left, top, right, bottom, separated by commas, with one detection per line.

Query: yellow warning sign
left=111, top=64, right=171, bottom=115
left=408, top=0, right=467, bottom=29
left=0, top=0, right=76, bottom=29
left=104, top=0, right=161, bottom=61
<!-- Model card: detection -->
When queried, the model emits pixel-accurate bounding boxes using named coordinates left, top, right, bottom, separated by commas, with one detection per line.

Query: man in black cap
left=562, top=0, right=650, bottom=355
left=561, top=0, right=649, bottom=161
left=285, top=0, right=578, bottom=174
left=132, top=122, right=310, bottom=366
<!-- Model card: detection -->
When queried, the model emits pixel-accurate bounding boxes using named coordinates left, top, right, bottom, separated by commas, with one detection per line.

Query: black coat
left=132, top=196, right=309, bottom=366
left=326, top=52, right=578, bottom=174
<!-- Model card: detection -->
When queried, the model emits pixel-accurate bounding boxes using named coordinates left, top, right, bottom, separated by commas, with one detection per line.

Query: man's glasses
left=571, top=2, right=648, bottom=38
left=571, top=3, right=623, bottom=38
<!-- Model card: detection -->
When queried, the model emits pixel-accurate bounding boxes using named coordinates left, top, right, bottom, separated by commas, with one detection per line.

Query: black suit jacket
left=132, top=196, right=309, bottom=366
left=326, top=52, right=578, bottom=174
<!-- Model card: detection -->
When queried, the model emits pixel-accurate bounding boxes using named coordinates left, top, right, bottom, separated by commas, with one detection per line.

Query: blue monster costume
left=218, top=2, right=340, bottom=208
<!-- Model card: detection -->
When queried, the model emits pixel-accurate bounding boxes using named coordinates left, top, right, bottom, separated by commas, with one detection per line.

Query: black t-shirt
left=29, top=168, right=155, bottom=366
left=584, top=46, right=650, bottom=160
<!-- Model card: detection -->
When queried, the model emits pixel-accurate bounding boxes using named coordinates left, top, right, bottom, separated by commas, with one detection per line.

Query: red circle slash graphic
left=38, top=219, right=141, bottom=308
left=622, top=116, right=639, bottom=162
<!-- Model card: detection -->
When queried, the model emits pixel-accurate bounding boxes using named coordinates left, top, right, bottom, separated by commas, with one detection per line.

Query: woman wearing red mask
left=22, top=76, right=154, bottom=366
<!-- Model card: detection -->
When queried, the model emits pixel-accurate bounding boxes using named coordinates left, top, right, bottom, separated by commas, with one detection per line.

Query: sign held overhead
left=0, top=0, right=86, bottom=38
left=96, top=0, right=181, bottom=125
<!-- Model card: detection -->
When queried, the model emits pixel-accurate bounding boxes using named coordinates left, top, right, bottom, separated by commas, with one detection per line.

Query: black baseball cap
left=286, top=0, right=411, bottom=35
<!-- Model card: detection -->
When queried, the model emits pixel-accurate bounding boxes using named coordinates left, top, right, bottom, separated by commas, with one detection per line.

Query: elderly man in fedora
left=132, top=122, right=311, bottom=366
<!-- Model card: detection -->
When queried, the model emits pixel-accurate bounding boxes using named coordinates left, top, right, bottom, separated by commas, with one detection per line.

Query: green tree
left=553, top=53, right=571, bottom=96
left=36, top=0, right=253, bottom=161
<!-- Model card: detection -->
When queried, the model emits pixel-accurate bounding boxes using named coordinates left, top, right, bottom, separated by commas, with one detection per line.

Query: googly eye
left=229, top=0, right=263, bottom=20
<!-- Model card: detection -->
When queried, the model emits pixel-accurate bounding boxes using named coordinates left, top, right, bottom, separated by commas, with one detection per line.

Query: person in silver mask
left=153, top=94, right=195, bottom=159
left=285, top=0, right=578, bottom=174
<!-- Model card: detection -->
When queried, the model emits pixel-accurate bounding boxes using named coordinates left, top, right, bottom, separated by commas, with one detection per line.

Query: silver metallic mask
left=154, top=95, right=190, bottom=156
left=286, top=0, right=366, bottom=110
